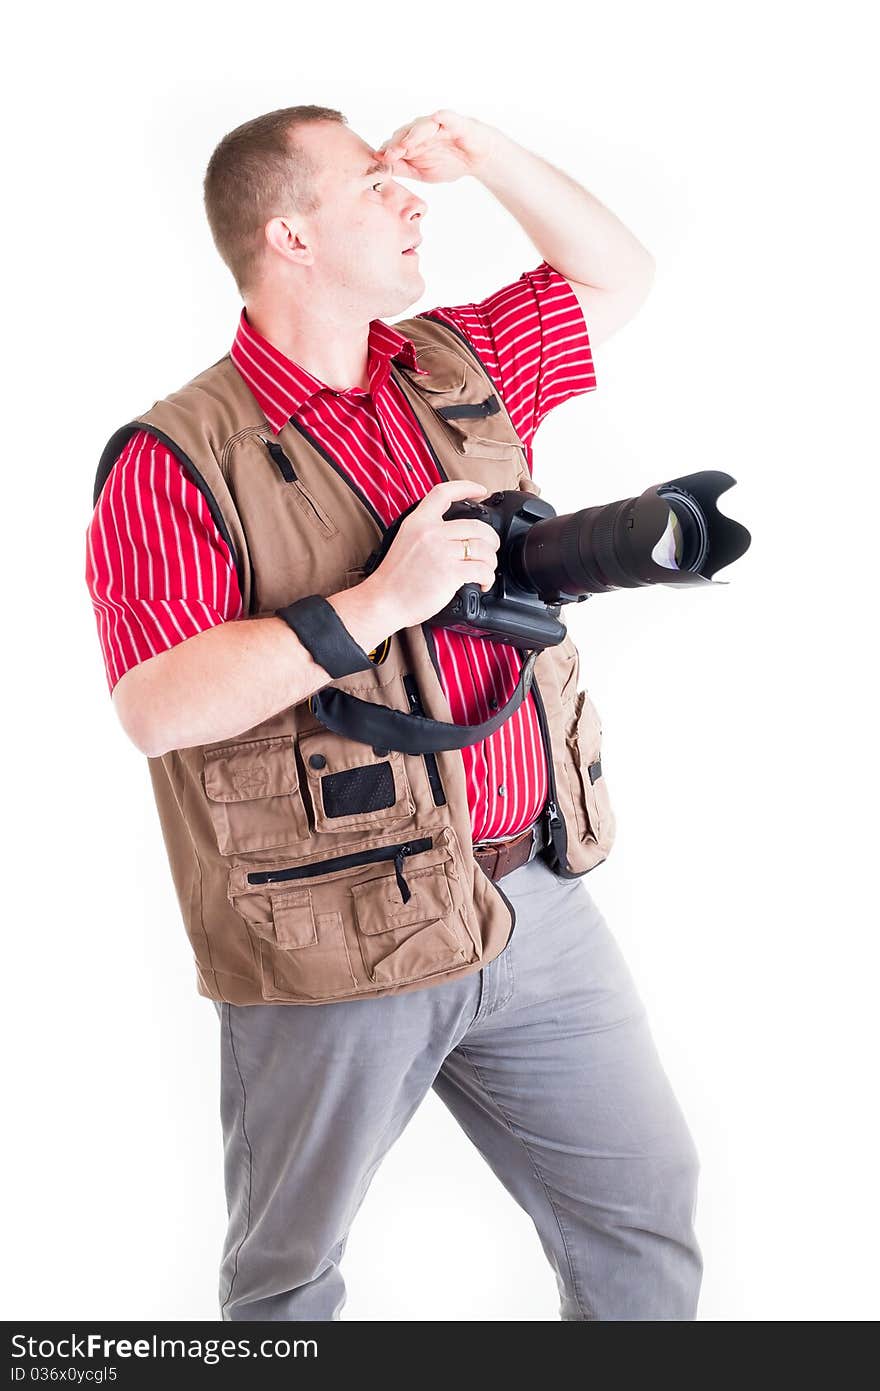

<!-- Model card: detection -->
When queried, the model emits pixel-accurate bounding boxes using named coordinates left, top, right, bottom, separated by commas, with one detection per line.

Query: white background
left=5, top=0, right=877, bottom=1321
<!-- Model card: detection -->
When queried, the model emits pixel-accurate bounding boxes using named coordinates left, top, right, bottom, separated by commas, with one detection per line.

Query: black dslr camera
left=364, top=470, right=751, bottom=651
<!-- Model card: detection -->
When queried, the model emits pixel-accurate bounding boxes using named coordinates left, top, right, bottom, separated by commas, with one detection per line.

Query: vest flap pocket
left=256, top=911, right=359, bottom=1003
left=366, top=920, right=469, bottom=986
left=438, top=404, right=523, bottom=462
left=352, top=861, right=454, bottom=935
left=401, top=349, right=525, bottom=464
left=564, top=689, right=613, bottom=848
left=231, top=884, right=318, bottom=949
left=298, top=728, right=415, bottom=833
left=351, top=858, right=474, bottom=985
left=405, top=345, right=467, bottom=394
left=204, top=736, right=299, bottom=802
left=428, top=391, right=524, bottom=463
left=202, top=736, right=309, bottom=855
left=226, top=874, right=356, bottom=999
left=270, top=888, right=318, bottom=949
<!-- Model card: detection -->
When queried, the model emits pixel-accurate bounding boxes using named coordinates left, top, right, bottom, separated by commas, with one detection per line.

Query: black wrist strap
left=275, top=594, right=375, bottom=678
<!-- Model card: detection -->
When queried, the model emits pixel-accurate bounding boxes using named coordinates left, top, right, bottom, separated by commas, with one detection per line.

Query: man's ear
left=265, top=216, right=312, bottom=264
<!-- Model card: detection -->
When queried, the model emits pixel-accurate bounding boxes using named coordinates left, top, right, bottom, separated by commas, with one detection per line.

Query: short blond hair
left=203, top=104, right=347, bottom=297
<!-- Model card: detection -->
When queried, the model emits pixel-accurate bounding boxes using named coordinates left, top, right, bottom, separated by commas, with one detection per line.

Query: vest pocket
left=428, top=395, right=525, bottom=465
left=352, top=861, right=470, bottom=985
left=202, top=736, right=309, bottom=855
left=245, top=887, right=318, bottom=949
left=400, top=348, right=526, bottom=467
left=563, top=689, right=615, bottom=852
left=225, top=827, right=477, bottom=1002
left=297, top=728, right=415, bottom=833
left=256, top=434, right=338, bottom=538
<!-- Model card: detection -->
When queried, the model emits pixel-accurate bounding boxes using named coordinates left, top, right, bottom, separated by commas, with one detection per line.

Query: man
left=85, top=104, right=701, bottom=1320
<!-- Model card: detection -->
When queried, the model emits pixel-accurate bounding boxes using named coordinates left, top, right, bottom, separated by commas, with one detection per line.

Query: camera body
left=429, top=490, right=576, bottom=649
left=363, top=488, right=572, bottom=651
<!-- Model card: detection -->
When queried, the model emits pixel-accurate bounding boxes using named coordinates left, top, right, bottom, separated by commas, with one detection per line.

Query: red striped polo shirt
left=86, top=260, right=596, bottom=841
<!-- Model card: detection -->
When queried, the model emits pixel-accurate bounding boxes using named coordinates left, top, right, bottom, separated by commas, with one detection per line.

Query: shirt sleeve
left=85, top=428, right=243, bottom=695
left=419, top=259, right=597, bottom=471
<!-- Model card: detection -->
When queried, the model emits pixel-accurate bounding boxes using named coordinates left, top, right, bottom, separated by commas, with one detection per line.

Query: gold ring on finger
left=462, top=538, right=471, bottom=560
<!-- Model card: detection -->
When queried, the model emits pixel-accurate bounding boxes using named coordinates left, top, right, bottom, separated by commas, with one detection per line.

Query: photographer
left=85, top=105, right=701, bottom=1320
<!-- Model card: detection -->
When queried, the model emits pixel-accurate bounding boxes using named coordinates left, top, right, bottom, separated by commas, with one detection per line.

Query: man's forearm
left=473, top=130, right=655, bottom=290
left=132, top=578, right=397, bottom=757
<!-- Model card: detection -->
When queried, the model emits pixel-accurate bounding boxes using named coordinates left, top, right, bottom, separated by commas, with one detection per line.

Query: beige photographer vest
left=94, top=314, right=616, bottom=1005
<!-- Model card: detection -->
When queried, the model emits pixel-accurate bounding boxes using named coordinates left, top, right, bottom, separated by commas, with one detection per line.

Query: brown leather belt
left=473, top=819, right=544, bottom=882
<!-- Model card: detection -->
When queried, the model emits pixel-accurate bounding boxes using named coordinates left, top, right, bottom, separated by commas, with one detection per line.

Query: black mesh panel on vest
left=321, top=763, right=396, bottom=818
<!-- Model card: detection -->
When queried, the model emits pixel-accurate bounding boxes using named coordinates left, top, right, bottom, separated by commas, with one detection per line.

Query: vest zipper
left=390, top=354, right=521, bottom=938
left=257, top=436, right=335, bottom=531
left=401, top=674, right=447, bottom=806
left=386, top=368, right=448, bottom=726
left=389, top=360, right=451, bottom=487
left=421, top=622, right=443, bottom=684
left=246, top=836, right=433, bottom=903
left=528, top=675, right=570, bottom=876
left=284, top=419, right=386, bottom=534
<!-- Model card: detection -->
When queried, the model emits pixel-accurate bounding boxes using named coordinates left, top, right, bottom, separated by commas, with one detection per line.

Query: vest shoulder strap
left=92, top=355, right=260, bottom=611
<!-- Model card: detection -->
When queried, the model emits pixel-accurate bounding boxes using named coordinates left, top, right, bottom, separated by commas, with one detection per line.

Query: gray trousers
left=213, top=853, right=702, bottom=1320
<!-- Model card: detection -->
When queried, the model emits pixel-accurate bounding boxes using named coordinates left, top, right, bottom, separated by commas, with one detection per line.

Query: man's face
left=294, top=122, right=428, bottom=318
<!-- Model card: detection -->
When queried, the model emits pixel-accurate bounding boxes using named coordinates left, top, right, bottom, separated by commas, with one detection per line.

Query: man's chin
left=383, top=274, right=425, bottom=316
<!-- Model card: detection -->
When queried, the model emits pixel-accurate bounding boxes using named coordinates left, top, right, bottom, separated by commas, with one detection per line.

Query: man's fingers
left=441, top=519, right=501, bottom=548
left=417, top=479, right=488, bottom=515
left=377, top=117, right=440, bottom=158
left=377, top=123, right=413, bottom=156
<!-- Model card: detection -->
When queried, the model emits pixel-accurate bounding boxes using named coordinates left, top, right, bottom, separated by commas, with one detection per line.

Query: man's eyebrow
left=361, top=159, right=395, bottom=178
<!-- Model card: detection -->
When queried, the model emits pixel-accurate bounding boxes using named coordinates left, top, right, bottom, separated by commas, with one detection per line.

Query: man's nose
left=403, top=189, right=428, bottom=220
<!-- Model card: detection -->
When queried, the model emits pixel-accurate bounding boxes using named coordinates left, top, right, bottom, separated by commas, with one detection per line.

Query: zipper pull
left=258, top=434, right=298, bottom=483
left=546, top=799, right=561, bottom=825
left=393, top=845, right=413, bottom=904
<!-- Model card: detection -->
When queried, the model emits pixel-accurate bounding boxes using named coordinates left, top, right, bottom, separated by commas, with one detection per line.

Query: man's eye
left=371, top=181, right=384, bottom=192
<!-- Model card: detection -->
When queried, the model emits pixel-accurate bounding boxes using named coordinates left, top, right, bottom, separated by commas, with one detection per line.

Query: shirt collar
left=230, top=306, right=429, bottom=435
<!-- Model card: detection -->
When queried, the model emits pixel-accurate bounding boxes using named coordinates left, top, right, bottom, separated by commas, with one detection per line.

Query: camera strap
left=308, top=649, right=539, bottom=754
